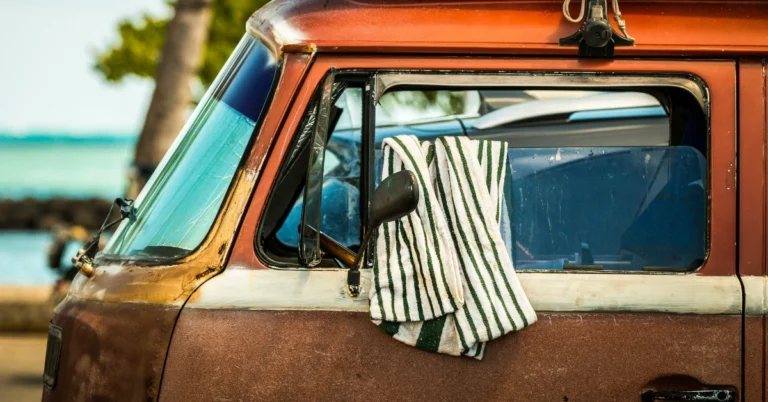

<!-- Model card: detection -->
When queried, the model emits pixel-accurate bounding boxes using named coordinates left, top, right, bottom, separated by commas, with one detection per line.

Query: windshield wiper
left=128, top=245, right=190, bottom=259
left=71, top=198, right=135, bottom=277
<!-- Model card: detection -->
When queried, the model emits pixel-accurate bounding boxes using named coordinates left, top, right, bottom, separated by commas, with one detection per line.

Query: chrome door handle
left=641, top=389, right=735, bottom=402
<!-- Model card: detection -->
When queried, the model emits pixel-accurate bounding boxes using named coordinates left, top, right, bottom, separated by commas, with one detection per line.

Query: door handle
left=641, top=389, right=735, bottom=402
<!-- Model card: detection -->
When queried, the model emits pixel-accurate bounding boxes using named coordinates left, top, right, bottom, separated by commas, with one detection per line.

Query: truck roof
left=248, top=0, right=768, bottom=57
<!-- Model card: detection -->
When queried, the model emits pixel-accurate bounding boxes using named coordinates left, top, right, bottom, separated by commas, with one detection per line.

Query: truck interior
left=258, top=73, right=708, bottom=273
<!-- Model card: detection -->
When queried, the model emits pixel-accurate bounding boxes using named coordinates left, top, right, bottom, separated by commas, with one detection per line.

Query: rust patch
left=726, top=161, right=736, bottom=191
left=42, top=297, right=178, bottom=402
left=194, top=266, right=217, bottom=282
left=160, top=310, right=742, bottom=401
left=283, top=43, right=317, bottom=54
left=185, top=287, right=202, bottom=304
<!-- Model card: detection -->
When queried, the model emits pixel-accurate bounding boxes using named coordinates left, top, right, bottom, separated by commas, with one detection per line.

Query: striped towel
left=369, top=135, right=537, bottom=359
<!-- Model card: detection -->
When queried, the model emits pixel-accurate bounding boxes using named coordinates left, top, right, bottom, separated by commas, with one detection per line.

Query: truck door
left=162, top=57, right=743, bottom=401
left=739, top=58, right=767, bottom=402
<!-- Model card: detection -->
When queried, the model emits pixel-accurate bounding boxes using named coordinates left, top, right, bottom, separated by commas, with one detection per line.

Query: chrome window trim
left=375, top=72, right=708, bottom=112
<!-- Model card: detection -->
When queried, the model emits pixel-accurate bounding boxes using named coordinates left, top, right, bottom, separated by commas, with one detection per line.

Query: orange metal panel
left=739, top=58, right=766, bottom=402
left=746, top=317, right=765, bottom=402
left=738, top=59, right=765, bottom=277
left=43, top=299, right=178, bottom=401
left=235, top=55, right=737, bottom=277
left=252, top=0, right=768, bottom=57
left=161, top=309, right=741, bottom=401
left=763, top=56, right=768, bottom=402
left=228, top=53, right=313, bottom=269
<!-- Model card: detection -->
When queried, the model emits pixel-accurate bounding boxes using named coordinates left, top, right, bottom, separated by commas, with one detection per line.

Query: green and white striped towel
left=369, top=135, right=537, bottom=360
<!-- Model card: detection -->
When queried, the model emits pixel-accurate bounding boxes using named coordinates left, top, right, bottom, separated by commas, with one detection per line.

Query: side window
left=373, top=87, right=707, bottom=272
left=272, top=87, right=363, bottom=252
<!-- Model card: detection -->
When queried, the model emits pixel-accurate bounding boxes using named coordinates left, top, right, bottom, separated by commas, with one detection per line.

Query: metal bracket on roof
left=559, top=0, right=634, bottom=58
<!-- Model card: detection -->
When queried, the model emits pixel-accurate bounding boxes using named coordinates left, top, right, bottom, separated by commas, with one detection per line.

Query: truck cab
left=42, top=1, right=768, bottom=400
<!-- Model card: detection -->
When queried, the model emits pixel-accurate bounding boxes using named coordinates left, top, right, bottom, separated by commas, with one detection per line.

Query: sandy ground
left=0, top=333, right=46, bottom=401
left=0, top=287, right=54, bottom=332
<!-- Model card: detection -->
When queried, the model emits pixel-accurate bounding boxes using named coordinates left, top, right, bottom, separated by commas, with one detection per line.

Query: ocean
left=0, top=134, right=134, bottom=199
left=0, top=134, right=135, bottom=285
left=0, top=231, right=71, bottom=285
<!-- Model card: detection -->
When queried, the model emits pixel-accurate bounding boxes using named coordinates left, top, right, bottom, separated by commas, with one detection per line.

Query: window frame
left=255, top=65, right=718, bottom=275
left=372, top=71, right=710, bottom=274
left=256, top=73, right=374, bottom=269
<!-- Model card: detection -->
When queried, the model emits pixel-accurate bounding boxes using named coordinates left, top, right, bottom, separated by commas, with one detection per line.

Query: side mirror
left=347, top=170, right=420, bottom=296
left=370, top=170, right=420, bottom=228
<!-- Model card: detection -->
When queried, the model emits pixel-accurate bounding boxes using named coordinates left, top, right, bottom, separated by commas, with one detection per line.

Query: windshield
left=103, top=35, right=278, bottom=259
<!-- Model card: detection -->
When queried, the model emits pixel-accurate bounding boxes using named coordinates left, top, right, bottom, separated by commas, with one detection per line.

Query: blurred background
left=0, top=0, right=267, bottom=399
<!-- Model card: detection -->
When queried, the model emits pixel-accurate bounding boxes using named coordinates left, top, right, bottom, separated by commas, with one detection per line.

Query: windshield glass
left=103, top=35, right=278, bottom=259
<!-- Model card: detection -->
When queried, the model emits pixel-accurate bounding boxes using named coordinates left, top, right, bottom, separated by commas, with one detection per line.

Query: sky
left=0, top=0, right=170, bottom=134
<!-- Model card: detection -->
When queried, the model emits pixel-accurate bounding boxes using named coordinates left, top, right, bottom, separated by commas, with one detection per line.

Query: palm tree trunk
left=128, top=0, right=213, bottom=197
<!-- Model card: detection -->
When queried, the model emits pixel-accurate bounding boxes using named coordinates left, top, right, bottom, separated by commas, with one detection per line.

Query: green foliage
left=95, top=0, right=270, bottom=88
left=379, top=91, right=468, bottom=117
left=96, top=0, right=465, bottom=117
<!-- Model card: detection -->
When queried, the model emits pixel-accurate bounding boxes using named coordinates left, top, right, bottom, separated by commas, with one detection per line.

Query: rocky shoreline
left=0, top=198, right=114, bottom=231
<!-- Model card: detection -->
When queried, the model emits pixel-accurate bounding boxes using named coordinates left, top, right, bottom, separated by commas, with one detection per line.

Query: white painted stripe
left=190, top=269, right=371, bottom=312
left=743, top=275, right=766, bottom=316
left=189, top=268, right=764, bottom=315
left=523, top=272, right=742, bottom=314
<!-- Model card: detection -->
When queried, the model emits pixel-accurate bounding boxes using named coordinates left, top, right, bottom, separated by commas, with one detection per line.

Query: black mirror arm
left=346, top=228, right=376, bottom=297
left=346, top=170, right=420, bottom=297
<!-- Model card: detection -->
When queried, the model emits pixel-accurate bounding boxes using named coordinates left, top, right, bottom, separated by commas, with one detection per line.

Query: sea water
left=0, top=139, right=134, bottom=199
left=0, top=135, right=134, bottom=284
left=0, top=232, right=64, bottom=285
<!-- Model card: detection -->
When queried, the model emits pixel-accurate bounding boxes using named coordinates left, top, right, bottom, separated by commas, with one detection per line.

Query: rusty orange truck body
left=42, top=1, right=768, bottom=400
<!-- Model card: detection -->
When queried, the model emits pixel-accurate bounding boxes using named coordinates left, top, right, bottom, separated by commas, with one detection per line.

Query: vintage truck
left=42, top=0, right=768, bottom=400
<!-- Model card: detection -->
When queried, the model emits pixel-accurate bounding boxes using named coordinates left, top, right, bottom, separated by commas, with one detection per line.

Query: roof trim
left=246, top=0, right=768, bottom=57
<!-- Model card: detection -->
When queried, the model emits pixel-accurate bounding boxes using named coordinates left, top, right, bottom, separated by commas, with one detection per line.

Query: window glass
left=506, top=146, right=705, bottom=271
left=275, top=88, right=363, bottom=250
left=104, top=35, right=278, bottom=259
left=373, top=88, right=707, bottom=272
